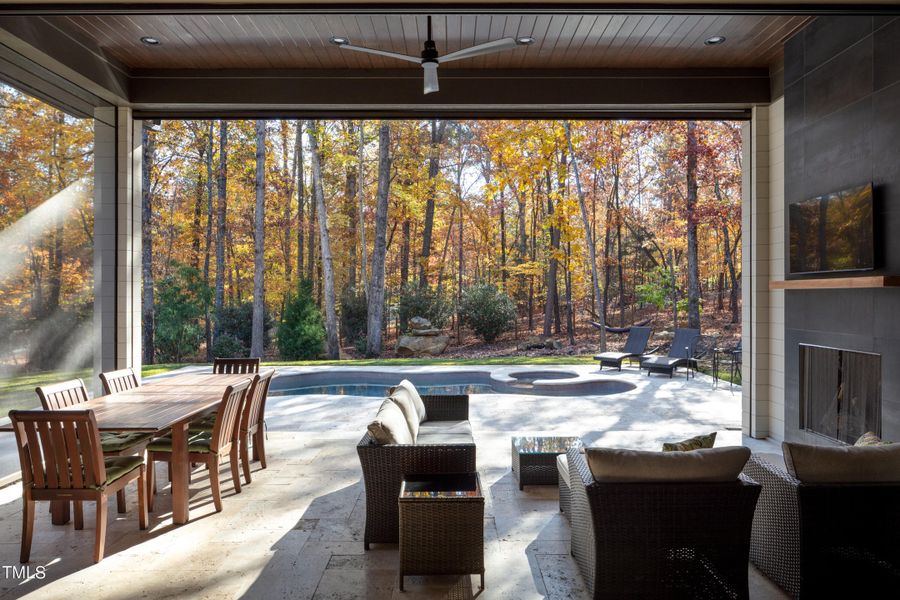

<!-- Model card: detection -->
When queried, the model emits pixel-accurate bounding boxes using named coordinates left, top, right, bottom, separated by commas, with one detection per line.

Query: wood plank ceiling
left=48, top=13, right=810, bottom=71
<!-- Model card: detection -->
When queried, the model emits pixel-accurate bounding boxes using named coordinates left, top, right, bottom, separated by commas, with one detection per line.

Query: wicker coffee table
left=398, top=472, right=485, bottom=591
left=511, top=436, right=582, bottom=490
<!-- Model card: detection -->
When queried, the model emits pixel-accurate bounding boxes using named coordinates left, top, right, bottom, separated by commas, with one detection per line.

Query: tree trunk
left=564, top=121, right=607, bottom=351
left=418, top=119, right=448, bottom=288
left=686, top=120, right=701, bottom=330
left=358, top=121, right=368, bottom=296
left=308, top=121, right=340, bottom=359
left=543, top=172, right=559, bottom=338
left=141, top=125, right=155, bottom=365
left=296, top=120, right=305, bottom=277
left=499, top=187, right=507, bottom=287
left=191, top=137, right=205, bottom=270
left=724, top=225, right=740, bottom=323
left=214, top=120, right=228, bottom=341
left=565, top=242, right=575, bottom=346
left=366, top=122, right=392, bottom=357
left=250, top=120, right=267, bottom=359
left=669, top=248, right=678, bottom=328
left=204, top=122, right=214, bottom=361
left=282, top=122, right=293, bottom=290
left=615, top=167, right=626, bottom=327
left=307, top=165, right=317, bottom=283
left=345, top=122, right=359, bottom=288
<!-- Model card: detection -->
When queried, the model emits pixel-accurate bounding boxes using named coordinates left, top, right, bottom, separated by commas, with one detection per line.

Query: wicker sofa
left=357, top=392, right=476, bottom=549
left=567, top=448, right=760, bottom=599
left=743, top=453, right=900, bottom=598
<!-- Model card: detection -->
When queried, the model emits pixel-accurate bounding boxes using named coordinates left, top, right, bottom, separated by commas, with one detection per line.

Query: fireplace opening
left=800, top=344, right=881, bottom=445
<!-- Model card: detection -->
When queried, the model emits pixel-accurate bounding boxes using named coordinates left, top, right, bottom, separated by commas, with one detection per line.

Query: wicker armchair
left=357, top=394, right=476, bottom=549
left=567, top=448, right=761, bottom=599
left=743, top=454, right=900, bottom=598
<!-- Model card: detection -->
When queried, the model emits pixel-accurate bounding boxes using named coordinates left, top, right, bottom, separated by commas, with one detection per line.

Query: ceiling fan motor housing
left=421, top=40, right=438, bottom=64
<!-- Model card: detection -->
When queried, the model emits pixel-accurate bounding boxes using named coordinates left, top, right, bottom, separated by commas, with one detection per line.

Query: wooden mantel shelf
left=769, top=276, right=900, bottom=290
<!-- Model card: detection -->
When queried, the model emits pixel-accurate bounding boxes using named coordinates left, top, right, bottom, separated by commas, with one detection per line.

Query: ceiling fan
left=329, top=16, right=535, bottom=95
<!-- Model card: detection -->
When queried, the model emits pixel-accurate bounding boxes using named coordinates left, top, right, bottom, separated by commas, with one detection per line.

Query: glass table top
left=512, top=436, right=582, bottom=454
left=400, top=473, right=482, bottom=499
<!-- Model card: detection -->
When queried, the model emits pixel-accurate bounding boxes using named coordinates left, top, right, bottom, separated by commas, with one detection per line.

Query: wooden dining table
left=2, top=371, right=256, bottom=526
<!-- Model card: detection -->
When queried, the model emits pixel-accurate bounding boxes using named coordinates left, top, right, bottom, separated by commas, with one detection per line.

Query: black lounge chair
left=593, top=326, right=652, bottom=371
left=640, top=327, right=700, bottom=378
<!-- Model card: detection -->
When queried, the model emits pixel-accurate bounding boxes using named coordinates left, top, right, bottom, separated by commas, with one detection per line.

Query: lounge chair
left=593, top=326, right=652, bottom=371
left=640, top=327, right=700, bottom=378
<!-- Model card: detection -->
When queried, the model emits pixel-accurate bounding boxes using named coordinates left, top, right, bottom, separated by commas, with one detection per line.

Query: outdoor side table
left=398, top=472, right=484, bottom=592
left=512, top=436, right=582, bottom=490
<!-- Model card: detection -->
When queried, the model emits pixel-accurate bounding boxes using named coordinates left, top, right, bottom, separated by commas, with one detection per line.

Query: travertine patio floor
left=0, top=365, right=786, bottom=599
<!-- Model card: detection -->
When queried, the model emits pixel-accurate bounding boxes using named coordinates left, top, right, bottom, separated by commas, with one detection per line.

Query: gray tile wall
left=784, top=16, right=900, bottom=444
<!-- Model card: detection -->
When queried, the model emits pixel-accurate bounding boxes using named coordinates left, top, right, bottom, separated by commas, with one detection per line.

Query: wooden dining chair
left=99, top=367, right=140, bottom=395
left=239, top=370, right=274, bottom=484
left=9, top=409, right=148, bottom=563
left=213, top=357, right=261, bottom=374
left=147, top=378, right=252, bottom=513
left=35, top=379, right=152, bottom=514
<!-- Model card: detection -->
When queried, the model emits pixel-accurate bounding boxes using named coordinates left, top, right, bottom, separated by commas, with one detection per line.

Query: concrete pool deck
left=0, top=364, right=785, bottom=599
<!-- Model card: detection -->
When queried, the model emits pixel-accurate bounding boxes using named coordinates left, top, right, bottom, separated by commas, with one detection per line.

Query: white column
left=742, top=101, right=786, bottom=440
left=93, top=107, right=142, bottom=382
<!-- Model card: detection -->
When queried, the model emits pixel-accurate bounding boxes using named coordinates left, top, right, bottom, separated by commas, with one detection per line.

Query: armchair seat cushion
left=556, top=453, right=570, bottom=487
left=641, top=356, right=686, bottom=369
left=585, top=446, right=751, bottom=482
left=662, top=432, right=717, bottom=452
left=100, top=431, right=153, bottom=453
left=418, top=420, right=473, bottom=437
left=415, top=431, right=474, bottom=445
left=101, top=455, right=144, bottom=486
left=594, top=351, right=632, bottom=361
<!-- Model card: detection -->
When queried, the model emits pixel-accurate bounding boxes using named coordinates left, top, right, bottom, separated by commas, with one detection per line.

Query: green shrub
left=277, top=278, right=326, bottom=360
left=398, top=283, right=452, bottom=331
left=155, top=263, right=212, bottom=362
left=211, top=333, right=246, bottom=359
left=216, top=302, right=273, bottom=353
left=458, top=283, right=515, bottom=343
left=340, top=286, right=368, bottom=345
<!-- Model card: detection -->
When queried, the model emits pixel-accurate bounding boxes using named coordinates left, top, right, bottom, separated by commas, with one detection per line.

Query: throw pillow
left=390, top=379, right=427, bottom=423
left=585, top=446, right=751, bottom=483
left=662, top=432, right=717, bottom=452
left=854, top=431, right=890, bottom=446
left=367, top=399, right=414, bottom=445
left=388, top=393, right=420, bottom=442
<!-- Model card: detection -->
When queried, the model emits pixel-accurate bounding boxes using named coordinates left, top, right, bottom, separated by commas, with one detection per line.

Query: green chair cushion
left=100, top=431, right=154, bottom=453
left=147, top=432, right=214, bottom=454
left=188, top=414, right=217, bottom=433
left=101, top=455, right=144, bottom=487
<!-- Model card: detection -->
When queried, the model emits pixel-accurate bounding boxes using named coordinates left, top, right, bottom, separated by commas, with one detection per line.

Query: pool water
left=271, top=383, right=495, bottom=397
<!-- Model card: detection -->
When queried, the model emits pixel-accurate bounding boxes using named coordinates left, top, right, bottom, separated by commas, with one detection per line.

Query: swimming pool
left=268, top=369, right=636, bottom=397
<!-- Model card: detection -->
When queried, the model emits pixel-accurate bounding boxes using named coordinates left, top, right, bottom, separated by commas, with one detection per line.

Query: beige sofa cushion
left=390, top=379, right=427, bottom=423
left=367, top=399, right=413, bottom=445
left=388, top=393, right=420, bottom=442
left=585, top=446, right=751, bottom=483
left=782, top=442, right=900, bottom=483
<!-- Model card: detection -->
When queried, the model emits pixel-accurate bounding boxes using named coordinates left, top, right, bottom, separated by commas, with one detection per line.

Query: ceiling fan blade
left=423, top=62, right=439, bottom=94
left=437, top=38, right=519, bottom=63
left=337, top=43, right=422, bottom=65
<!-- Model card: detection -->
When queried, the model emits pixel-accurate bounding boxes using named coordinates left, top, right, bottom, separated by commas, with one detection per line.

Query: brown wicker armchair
left=567, top=448, right=761, bottom=599
left=357, top=394, right=476, bottom=549
left=743, top=454, right=900, bottom=598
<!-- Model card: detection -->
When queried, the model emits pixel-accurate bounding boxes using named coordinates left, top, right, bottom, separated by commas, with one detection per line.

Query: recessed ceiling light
left=140, top=36, right=160, bottom=46
left=704, top=35, right=727, bottom=46
left=516, top=36, right=535, bottom=46
left=330, top=36, right=349, bottom=46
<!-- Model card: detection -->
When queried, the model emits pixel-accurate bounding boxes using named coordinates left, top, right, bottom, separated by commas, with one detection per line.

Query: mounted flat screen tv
left=789, top=183, right=874, bottom=275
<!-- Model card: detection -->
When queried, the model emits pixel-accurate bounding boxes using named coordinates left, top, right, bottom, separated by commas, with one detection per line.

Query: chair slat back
left=213, top=358, right=261, bottom=374
left=36, top=379, right=90, bottom=410
left=99, top=368, right=139, bottom=395
left=210, top=379, right=253, bottom=454
left=241, top=370, right=274, bottom=435
left=668, top=328, right=701, bottom=359
left=623, top=326, right=652, bottom=355
left=9, top=410, right=106, bottom=490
